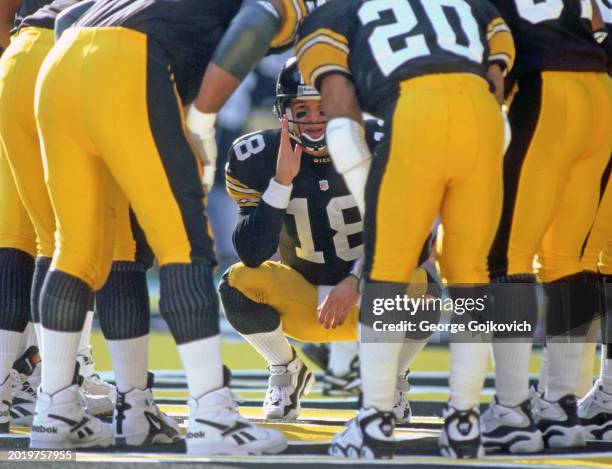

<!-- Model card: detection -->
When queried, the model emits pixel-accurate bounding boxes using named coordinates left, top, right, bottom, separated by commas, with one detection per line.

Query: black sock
left=40, top=270, right=92, bottom=332
left=159, top=262, right=219, bottom=344
left=31, top=256, right=51, bottom=325
left=97, top=261, right=150, bottom=340
left=0, top=248, right=34, bottom=332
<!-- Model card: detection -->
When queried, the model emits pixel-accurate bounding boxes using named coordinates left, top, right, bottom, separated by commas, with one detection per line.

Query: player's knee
left=219, top=269, right=280, bottom=335
left=224, top=262, right=274, bottom=300
left=54, top=249, right=111, bottom=291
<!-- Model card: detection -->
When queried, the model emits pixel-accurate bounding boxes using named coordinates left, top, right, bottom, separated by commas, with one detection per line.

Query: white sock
left=492, top=341, right=532, bottom=406
left=538, top=344, right=549, bottom=394
left=178, top=335, right=223, bottom=398
left=601, top=344, right=612, bottom=393
left=450, top=342, right=490, bottom=410
left=78, top=310, right=94, bottom=354
left=20, top=323, right=37, bottom=355
left=34, top=323, right=43, bottom=351
left=576, top=319, right=599, bottom=397
left=397, top=339, right=426, bottom=375
left=241, top=324, right=293, bottom=366
left=546, top=342, right=584, bottom=400
left=328, top=341, right=358, bottom=376
left=360, top=333, right=402, bottom=412
left=0, top=330, right=23, bottom=381
left=41, top=328, right=81, bottom=395
left=106, top=335, right=149, bottom=392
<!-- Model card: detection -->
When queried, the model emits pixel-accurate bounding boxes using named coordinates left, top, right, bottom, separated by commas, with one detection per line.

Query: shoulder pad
left=226, top=129, right=280, bottom=206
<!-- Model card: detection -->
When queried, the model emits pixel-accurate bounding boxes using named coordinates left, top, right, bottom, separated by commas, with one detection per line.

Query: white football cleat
left=77, top=347, right=116, bottom=402
left=578, top=381, right=612, bottom=441
left=114, top=373, right=180, bottom=446
left=30, top=384, right=113, bottom=449
left=480, top=396, right=543, bottom=453
left=329, top=407, right=395, bottom=459
left=393, top=373, right=411, bottom=424
left=9, top=369, right=37, bottom=426
left=0, top=374, right=11, bottom=432
left=263, top=353, right=314, bottom=420
left=187, top=386, right=287, bottom=455
left=439, top=404, right=485, bottom=459
left=322, top=356, right=360, bottom=396
left=531, top=389, right=586, bottom=448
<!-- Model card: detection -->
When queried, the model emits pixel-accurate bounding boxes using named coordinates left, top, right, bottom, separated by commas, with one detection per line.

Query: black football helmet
left=274, top=57, right=326, bottom=153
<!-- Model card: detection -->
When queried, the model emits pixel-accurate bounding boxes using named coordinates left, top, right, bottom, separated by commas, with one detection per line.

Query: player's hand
left=317, top=275, right=359, bottom=329
left=275, top=115, right=303, bottom=186
left=487, top=63, right=504, bottom=105
left=185, top=105, right=218, bottom=193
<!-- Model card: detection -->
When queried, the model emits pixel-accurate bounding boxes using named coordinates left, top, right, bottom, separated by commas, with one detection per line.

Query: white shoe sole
left=187, top=438, right=288, bottom=456
left=544, top=425, right=586, bottom=448
left=582, top=423, right=612, bottom=442
left=482, top=431, right=544, bottom=454
left=30, top=433, right=113, bottom=449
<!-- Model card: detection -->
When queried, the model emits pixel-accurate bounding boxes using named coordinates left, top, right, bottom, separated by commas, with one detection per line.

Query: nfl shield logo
left=319, top=180, right=329, bottom=191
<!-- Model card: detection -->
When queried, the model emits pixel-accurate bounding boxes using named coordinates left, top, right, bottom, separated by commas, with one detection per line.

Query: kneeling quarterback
left=219, top=58, right=435, bottom=422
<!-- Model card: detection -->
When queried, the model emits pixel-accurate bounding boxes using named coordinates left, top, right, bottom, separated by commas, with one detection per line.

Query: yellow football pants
left=0, top=147, right=36, bottom=256
left=35, top=27, right=213, bottom=290
left=490, top=71, right=612, bottom=282
left=600, top=239, right=612, bottom=275
left=227, top=261, right=359, bottom=342
left=582, top=159, right=612, bottom=274
left=226, top=261, right=431, bottom=342
left=366, top=74, right=503, bottom=285
left=0, top=27, right=150, bottom=288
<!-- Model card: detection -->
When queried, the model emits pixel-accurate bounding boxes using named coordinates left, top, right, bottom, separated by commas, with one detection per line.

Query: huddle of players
left=0, top=0, right=610, bottom=460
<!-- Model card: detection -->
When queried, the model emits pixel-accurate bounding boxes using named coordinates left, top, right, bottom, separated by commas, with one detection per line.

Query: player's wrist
left=263, top=177, right=293, bottom=209
left=185, top=105, right=216, bottom=136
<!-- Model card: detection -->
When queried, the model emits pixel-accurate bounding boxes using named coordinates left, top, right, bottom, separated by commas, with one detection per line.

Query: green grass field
left=90, top=330, right=563, bottom=374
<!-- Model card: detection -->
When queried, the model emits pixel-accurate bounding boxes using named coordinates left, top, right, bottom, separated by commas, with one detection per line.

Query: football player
left=0, top=0, right=134, bottom=433
left=220, top=58, right=435, bottom=422
left=578, top=160, right=612, bottom=441
left=31, top=0, right=323, bottom=454
left=296, top=0, right=514, bottom=458
left=486, top=0, right=612, bottom=450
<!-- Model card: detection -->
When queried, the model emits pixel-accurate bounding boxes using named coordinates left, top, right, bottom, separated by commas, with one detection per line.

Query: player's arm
left=0, top=0, right=22, bottom=49
left=186, top=0, right=306, bottom=192
left=483, top=8, right=515, bottom=103
left=55, top=0, right=96, bottom=40
left=229, top=123, right=302, bottom=267
left=316, top=75, right=371, bottom=215
left=294, top=3, right=370, bottom=214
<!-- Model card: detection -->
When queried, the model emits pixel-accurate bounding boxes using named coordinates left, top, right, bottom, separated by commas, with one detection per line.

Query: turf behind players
left=296, top=0, right=515, bottom=458
left=220, top=58, right=434, bottom=422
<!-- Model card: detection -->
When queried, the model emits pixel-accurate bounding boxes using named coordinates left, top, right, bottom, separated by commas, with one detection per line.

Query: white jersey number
left=234, top=134, right=266, bottom=161
left=359, top=0, right=484, bottom=77
left=286, top=196, right=363, bottom=263
left=514, top=0, right=592, bottom=23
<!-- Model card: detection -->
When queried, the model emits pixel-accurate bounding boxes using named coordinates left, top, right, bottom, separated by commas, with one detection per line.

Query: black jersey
left=489, top=0, right=607, bottom=78
left=226, top=120, right=384, bottom=286
left=13, top=0, right=52, bottom=31
left=295, top=0, right=514, bottom=118
left=17, top=0, right=79, bottom=32
left=74, top=0, right=308, bottom=104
